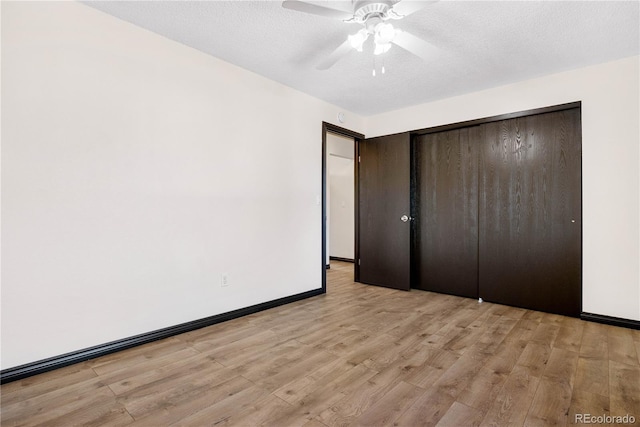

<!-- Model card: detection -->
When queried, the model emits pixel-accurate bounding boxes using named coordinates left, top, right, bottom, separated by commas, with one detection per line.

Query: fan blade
left=316, top=38, right=353, bottom=70
left=392, top=30, right=438, bottom=62
left=391, top=0, right=438, bottom=18
left=282, top=1, right=354, bottom=21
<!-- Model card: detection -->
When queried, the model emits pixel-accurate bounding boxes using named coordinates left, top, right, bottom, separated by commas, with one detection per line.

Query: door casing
left=322, top=122, right=364, bottom=291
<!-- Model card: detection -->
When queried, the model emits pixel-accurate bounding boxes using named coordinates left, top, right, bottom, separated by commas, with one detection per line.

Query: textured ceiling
left=85, top=1, right=639, bottom=116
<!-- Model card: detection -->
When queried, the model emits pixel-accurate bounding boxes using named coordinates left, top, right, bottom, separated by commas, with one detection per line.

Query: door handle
left=401, top=215, right=409, bottom=222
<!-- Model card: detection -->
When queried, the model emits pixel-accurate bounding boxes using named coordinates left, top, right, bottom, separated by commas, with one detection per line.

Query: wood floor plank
left=560, top=316, right=583, bottom=330
left=432, top=351, right=488, bottom=399
left=385, top=312, right=430, bottom=338
left=179, top=323, right=267, bottom=353
left=487, top=304, right=527, bottom=320
left=456, top=355, right=513, bottom=413
left=567, top=389, right=609, bottom=425
left=530, top=323, right=560, bottom=348
left=2, top=384, right=116, bottom=427
left=541, top=347, right=578, bottom=388
left=553, top=325, right=583, bottom=353
left=0, top=362, right=98, bottom=406
left=168, top=385, right=268, bottom=427
left=522, top=310, right=545, bottom=323
left=100, top=347, right=203, bottom=393
left=289, top=312, right=368, bottom=344
left=127, top=374, right=252, bottom=425
left=342, top=333, right=399, bottom=366
left=608, top=330, right=640, bottom=367
left=119, top=363, right=240, bottom=420
left=361, top=330, right=427, bottom=371
left=220, top=393, right=291, bottom=425
left=106, top=352, right=219, bottom=396
left=397, top=344, right=451, bottom=389
left=320, top=330, right=376, bottom=358
left=609, top=360, right=640, bottom=417
left=481, top=365, right=540, bottom=426
left=582, top=320, right=610, bottom=336
left=540, top=312, right=566, bottom=326
left=435, top=401, right=485, bottom=427
left=349, top=381, right=424, bottom=427
left=506, top=318, right=542, bottom=342
left=573, top=356, right=609, bottom=395
left=442, top=326, right=485, bottom=355
left=2, top=261, right=640, bottom=427
left=35, top=401, right=134, bottom=427
left=484, top=316, right=518, bottom=338
left=580, top=330, right=608, bottom=360
left=264, top=365, right=377, bottom=427
left=250, top=349, right=338, bottom=393
left=197, top=329, right=287, bottom=365
left=393, top=386, right=456, bottom=426
left=515, top=342, right=552, bottom=378
left=491, top=338, right=528, bottom=368
left=316, top=364, right=408, bottom=425
left=88, top=338, right=189, bottom=376
left=447, top=307, right=487, bottom=329
left=272, top=358, right=359, bottom=405
left=230, top=339, right=307, bottom=377
left=523, top=378, right=572, bottom=426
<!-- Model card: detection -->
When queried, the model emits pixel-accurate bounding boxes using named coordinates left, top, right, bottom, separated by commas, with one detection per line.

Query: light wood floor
left=2, top=261, right=640, bottom=426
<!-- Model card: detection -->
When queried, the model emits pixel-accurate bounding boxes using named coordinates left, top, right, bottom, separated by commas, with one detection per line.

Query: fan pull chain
left=372, top=57, right=387, bottom=76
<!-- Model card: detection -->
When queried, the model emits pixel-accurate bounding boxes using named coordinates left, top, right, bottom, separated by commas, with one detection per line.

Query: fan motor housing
left=353, top=0, right=396, bottom=22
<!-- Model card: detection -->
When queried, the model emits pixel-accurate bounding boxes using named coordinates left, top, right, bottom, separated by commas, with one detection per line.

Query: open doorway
left=327, top=134, right=355, bottom=266
left=321, top=122, right=364, bottom=291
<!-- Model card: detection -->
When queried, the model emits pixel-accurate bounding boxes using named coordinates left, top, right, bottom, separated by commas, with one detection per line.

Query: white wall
left=365, top=56, right=640, bottom=321
left=326, top=133, right=354, bottom=263
left=0, top=2, right=364, bottom=370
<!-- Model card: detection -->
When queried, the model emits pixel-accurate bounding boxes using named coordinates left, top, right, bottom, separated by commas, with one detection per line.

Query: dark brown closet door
left=414, top=127, right=480, bottom=298
left=358, top=133, right=411, bottom=290
left=479, top=108, right=582, bottom=317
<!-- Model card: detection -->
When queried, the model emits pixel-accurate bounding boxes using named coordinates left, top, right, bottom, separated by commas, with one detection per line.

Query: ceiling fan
left=282, top=0, right=439, bottom=70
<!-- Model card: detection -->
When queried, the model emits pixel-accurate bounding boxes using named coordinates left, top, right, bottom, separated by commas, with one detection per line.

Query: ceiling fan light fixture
left=349, top=29, right=369, bottom=52
left=373, top=42, right=391, bottom=55
left=374, top=22, right=396, bottom=44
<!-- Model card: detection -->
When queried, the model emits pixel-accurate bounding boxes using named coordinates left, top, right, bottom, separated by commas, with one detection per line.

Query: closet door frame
left=409, top=101, right=582, bottom=313
left=410, top=102, right=581, bottom=138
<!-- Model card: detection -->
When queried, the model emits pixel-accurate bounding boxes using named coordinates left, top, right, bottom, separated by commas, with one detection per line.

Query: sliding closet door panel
left=359, top=133, right=411, bottom=290
left=479, top=109, right=582, bottom=316
left=414, top=127, right=479, bottom=298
